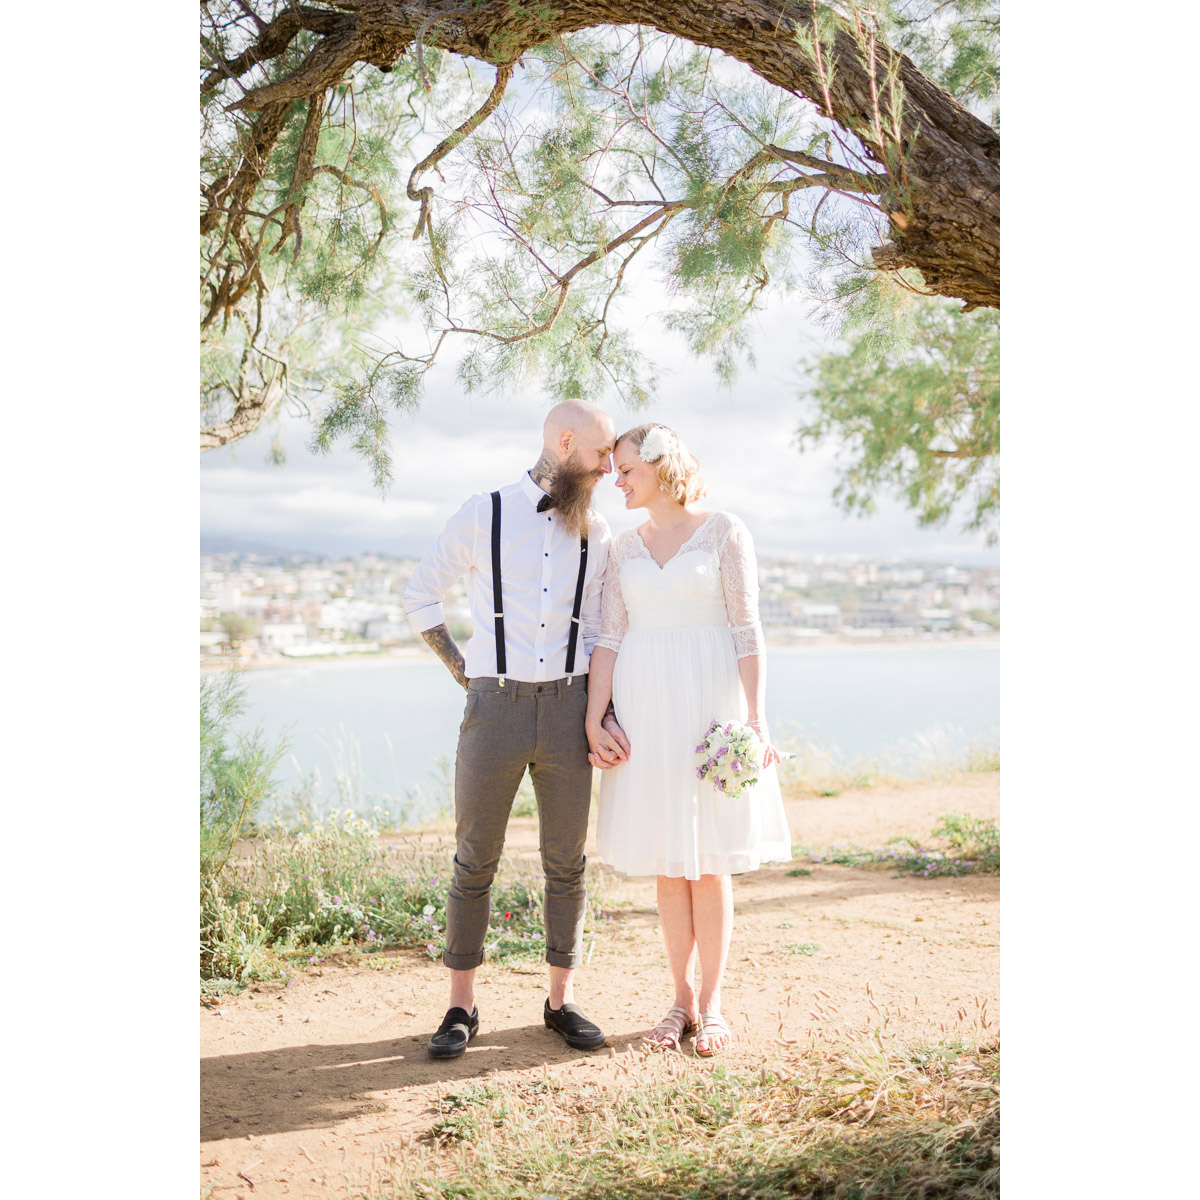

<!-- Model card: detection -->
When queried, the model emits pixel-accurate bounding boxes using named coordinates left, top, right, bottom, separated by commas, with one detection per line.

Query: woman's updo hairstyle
left=618, top=423, right=707, bottom=505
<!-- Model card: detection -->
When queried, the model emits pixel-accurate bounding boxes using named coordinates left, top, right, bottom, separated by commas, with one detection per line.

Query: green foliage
left=200, top=809, right=607, bottom=986
left=801, top=813, right=999, bottom=877
left=780, top=941, right=822, bottom=955
left=931, top=812, right=1000, bottom=869
left=202, top=4, right=1000, bottom=531
left=217, top=611, right=260, bottom=644
left=199, top=671, right=284, bottom=880
left=798, top=287, right=999, bottom=539
left=880, top=0, right=1000, bottom=127
left=201, top=8, right=429, bottom=449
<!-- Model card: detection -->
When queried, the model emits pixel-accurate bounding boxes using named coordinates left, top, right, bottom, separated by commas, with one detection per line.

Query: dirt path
left=200, top=773, right=999, bottom=1199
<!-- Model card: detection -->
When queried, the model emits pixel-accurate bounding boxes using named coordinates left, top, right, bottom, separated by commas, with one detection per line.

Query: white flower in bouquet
left=695, top=719, right=763, bottom=798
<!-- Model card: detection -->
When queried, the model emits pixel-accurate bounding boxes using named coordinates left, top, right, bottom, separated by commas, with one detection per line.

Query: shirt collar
left=519, top=471, right=550, bottom=509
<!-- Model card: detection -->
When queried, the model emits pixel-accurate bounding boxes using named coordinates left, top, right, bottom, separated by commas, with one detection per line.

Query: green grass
left=200, top=810, right=607, bottom=990
left=366, top=1031, right=999, bottom=1199
left=799, top=813, right=999, bottom=878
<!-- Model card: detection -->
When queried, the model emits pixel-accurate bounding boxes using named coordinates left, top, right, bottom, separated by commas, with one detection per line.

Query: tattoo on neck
left=530, top=453, right=556, bottom=487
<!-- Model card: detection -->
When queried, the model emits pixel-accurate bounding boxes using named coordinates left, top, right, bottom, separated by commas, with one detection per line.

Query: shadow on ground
left=201, top=1024, right=648, bottom=1141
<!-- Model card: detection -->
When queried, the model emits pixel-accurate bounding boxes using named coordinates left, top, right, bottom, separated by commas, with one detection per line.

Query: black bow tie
left=536, top=494, right=556, bottom=513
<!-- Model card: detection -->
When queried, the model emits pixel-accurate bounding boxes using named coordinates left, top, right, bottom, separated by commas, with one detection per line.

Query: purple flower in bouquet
left=695, top=717, right=762, bottom=799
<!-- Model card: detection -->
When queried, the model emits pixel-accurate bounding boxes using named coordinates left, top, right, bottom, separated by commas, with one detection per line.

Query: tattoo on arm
left=422, top=625, right=468, bottom=690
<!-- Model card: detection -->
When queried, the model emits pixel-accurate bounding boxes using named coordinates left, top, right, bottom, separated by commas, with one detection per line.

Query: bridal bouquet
left=695, top=719, right=763, bottom=798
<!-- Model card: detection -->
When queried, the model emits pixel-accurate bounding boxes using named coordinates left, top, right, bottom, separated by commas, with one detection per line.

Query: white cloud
left=202, top=292, right=997, bottom=562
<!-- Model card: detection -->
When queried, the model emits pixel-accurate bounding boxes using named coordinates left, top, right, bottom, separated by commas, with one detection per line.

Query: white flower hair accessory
left=639, top=426, right=676, bottom=463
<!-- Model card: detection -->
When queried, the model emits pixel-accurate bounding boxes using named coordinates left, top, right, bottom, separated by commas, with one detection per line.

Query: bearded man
left=404, top=400, right=631, bottom=1060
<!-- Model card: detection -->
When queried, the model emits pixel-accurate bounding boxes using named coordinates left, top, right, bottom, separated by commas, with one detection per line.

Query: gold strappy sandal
left=644, top=1005, right=698, bottom=1050
left=694, top=1012, right=732, bottom=1057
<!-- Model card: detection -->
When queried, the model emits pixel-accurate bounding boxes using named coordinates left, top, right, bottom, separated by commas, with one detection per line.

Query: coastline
left=201, top=633, right=1000, bottom=672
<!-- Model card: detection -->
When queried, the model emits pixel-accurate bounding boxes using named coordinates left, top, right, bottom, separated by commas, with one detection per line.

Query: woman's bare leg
left=691, top=873, right=733, bottom=1052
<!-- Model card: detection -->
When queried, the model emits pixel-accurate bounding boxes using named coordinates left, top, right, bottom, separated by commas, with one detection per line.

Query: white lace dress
left=594, top=512, right=793, bottom=879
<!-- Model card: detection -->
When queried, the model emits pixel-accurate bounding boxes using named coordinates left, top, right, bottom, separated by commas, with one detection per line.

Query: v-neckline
left=635, top=512, right=717, bottom=570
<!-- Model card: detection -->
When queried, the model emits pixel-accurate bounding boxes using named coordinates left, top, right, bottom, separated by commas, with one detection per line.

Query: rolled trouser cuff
left=443, top=871, right=495, bottom=967
left=544, top=879, right=586, bottom=967
left=442, top=947, right=486, bottom=970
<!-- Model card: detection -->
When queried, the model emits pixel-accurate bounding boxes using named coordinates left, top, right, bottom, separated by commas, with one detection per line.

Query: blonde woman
left=585, top=423, right=792, bottom=1056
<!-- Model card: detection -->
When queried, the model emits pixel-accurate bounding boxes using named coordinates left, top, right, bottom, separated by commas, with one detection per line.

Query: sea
left=230, top=640, right=999, bottom=822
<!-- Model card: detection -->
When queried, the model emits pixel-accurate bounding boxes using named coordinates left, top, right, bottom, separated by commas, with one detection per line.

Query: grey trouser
left=444, top=675, right=593, bottom=970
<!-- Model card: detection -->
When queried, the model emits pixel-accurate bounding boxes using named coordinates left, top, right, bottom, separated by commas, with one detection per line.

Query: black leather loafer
left=428, top=1006, right=480, bottom=1060
left=543, top=999, right=606, bottom=1050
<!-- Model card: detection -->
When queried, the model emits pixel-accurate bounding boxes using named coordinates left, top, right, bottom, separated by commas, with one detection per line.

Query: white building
left=259, top=622, right=310, bottom=650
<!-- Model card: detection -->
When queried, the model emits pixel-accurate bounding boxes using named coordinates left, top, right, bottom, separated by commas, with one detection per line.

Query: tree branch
left=407, top=61, right=515, bottom=241
left=201, top=5, right=350, bottom=97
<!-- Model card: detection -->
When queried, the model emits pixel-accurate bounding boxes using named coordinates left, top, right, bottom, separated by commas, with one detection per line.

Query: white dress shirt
left=404, top=473, right=612, bottom=683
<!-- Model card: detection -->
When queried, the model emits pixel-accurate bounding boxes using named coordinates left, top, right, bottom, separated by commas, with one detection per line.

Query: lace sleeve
left=595, top=531, right=630, bottom=652
left=718, top=514, right=765, bottom=659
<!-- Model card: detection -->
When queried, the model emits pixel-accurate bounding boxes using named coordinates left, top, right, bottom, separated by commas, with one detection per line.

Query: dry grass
left=359, top=1021, right=999, bottom=1200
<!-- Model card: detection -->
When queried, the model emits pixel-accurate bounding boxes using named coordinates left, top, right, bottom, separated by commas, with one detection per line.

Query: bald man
left=404, top=401, right=631, bottom=1059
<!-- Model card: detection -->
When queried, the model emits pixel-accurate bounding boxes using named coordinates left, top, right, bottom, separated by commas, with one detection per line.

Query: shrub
left=201, top=808, right=603, bottom=984
left=199, top=670, right=285, bottom=879
left=801, top=814, right=999, bottom=877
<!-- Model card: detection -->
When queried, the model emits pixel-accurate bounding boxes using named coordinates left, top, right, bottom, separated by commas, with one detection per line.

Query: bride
left=585, top=423, right=792, bottom=1056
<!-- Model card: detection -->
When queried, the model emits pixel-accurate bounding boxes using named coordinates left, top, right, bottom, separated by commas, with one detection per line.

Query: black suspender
left=564, top=535, right=588, bottom=682
left=490, top=491, right=507, bottom=686
left=490, top=489, right=588, bottom=686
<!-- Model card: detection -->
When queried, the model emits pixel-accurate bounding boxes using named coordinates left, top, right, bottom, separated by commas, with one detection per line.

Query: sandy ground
left=200, top=773, right=999, bottom=1198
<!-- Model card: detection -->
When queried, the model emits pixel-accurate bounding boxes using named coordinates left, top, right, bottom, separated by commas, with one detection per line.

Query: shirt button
left=543, top=588, right=548, bottom=592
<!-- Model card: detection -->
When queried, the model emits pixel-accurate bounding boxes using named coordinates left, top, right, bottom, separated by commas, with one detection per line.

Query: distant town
left=201, top=550, right=999, bottom=666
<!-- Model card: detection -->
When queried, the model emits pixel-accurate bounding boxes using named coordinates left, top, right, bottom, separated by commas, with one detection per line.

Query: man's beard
left=549, top=454, right=601, bottom=539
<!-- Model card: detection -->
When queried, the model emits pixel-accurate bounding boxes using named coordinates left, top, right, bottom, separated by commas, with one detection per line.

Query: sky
left=201, top=297, right=1001, bottom=565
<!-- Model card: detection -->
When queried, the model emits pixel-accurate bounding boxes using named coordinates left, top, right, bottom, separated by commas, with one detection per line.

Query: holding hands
left=587, top=711, right=631, bottom=770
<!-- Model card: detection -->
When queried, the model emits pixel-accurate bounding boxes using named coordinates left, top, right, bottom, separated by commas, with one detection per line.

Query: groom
left=404, top=400, right=631, bottom=1060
